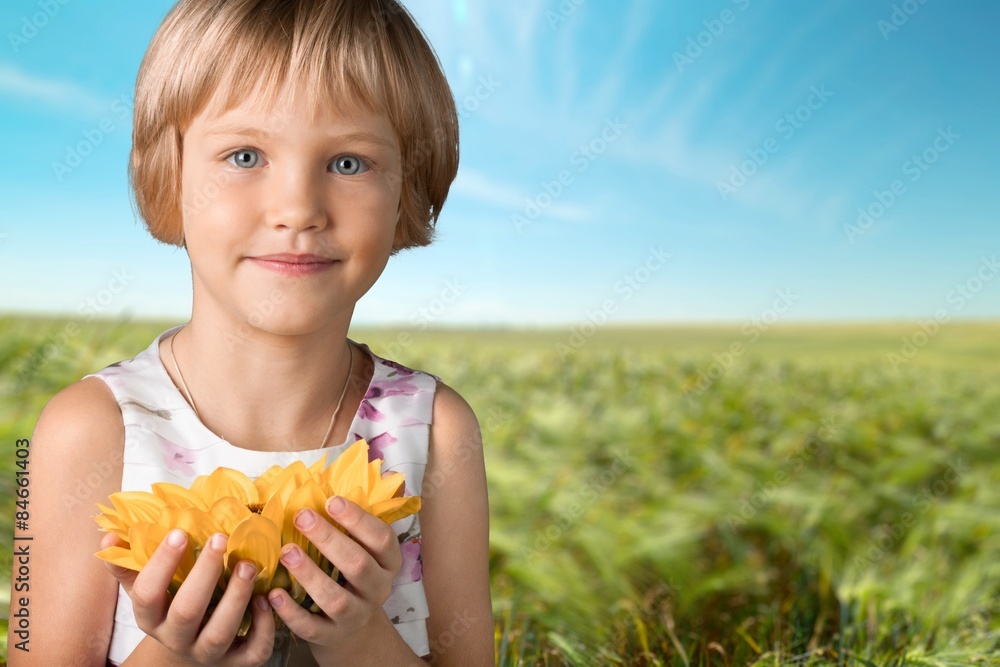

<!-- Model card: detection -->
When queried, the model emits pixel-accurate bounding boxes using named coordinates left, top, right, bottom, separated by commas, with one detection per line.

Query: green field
left=2, top=316, right=999, bottom=665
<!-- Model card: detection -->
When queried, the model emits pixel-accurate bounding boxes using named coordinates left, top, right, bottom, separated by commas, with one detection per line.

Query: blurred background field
left=2, top=315, right=999, bottom=665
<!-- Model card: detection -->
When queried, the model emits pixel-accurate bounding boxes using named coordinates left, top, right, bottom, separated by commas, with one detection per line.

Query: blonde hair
left=130, top=0, right=459, bottom=251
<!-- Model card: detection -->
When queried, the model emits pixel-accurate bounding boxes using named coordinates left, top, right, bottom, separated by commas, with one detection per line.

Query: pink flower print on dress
left=366, top=431, right=399, bottom=461
left=158, top=435, right=198, bottom=476
left=365, top=376, right=422, bottom=400
left=357, top=398, right=384, bottom=422
left=393, top=539, right=423, bottom=585
left=380, top=359, right=416, bottom=377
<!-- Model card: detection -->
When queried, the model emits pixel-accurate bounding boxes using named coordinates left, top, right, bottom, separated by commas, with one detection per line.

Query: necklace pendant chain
left=169, top=326, right=354, bottom=449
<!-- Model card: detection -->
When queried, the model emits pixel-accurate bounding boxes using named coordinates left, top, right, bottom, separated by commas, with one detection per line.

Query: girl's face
left=180, top=80, right=403, bottom=335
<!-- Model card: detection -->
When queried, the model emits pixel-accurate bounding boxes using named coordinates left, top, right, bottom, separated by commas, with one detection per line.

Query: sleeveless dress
left=84, top=325, right=436, bottom=665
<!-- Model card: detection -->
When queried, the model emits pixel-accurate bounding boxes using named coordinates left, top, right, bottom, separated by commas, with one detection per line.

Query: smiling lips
left=248, top=253, right=339, bottom=276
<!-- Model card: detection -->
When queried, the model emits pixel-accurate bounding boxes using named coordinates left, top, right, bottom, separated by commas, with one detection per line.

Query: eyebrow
left=203, top=126, right=397, bottom=150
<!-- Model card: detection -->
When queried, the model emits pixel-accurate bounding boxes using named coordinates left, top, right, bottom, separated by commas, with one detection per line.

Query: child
left=13, top=0, right=493, bottom=665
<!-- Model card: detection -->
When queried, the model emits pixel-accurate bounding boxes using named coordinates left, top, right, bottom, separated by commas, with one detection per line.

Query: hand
left=267, top=496, right=403, bottom=661
left=100, top=530, right=276, bottom=666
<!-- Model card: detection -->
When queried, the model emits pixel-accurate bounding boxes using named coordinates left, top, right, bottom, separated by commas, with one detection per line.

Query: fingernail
left=237, top=561, right=257, bottom=580
left=327, top=496, right=346, bottom=516
left=255, top=595, right=270, bottom=611
left=295, top=509, right=316, bottom=529
left=210, top=533, right=227, bottom=551
left=166, top=529, right=186, bottom=548
left=269, top=592, right=285, bottom=609
left=280, top=545, right=302, bottom=567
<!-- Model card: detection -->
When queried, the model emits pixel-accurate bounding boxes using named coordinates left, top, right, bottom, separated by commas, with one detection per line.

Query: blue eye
left=332, top=155, right=369, bottom=175
left=227, top=149, right=259, bottom=169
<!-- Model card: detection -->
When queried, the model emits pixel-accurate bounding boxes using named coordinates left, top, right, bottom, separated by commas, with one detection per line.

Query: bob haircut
left=130, top=0, right=459, bottom=251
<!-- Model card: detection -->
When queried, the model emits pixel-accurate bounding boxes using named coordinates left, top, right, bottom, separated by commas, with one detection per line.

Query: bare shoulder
left=8, top=376, right=125, bottom=665
left=30, top=375, right=125, bottom=483
left=420, top=381, right=494, bottom=666
left=428, top=381, right=482, bottom=453
left=35, top=375, right=123, bottom=439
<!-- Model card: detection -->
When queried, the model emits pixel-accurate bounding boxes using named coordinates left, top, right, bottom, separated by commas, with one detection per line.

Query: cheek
left=182, top=175, right=254, bottom=234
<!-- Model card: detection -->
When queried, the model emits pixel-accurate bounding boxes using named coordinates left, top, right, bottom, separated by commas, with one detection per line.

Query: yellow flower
left=94, top=439, right=420, bottom=632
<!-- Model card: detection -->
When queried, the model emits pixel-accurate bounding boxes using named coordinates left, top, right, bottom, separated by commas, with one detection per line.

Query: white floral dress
left=85, top=325, right=436, bottom=665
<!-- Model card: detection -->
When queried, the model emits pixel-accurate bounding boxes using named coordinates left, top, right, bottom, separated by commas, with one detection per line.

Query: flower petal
left=93, top=512, right=129, bottom=541
left=369, top=471, right=406, bottom=504
left=285, top=479, right=329, bottom=551
left=109, top=492, right=166, bottom=526
left=323, top=440, right=369, bottom=495
left=225, top=514, right=280, bottom=595
left=129, top=522, right=195, bottom=586
left=191, top=467, right=258, bottom=507
left=371, top=496, right=422, bottom=525
left=151, top=482, right=209, bottom=511
left=170, top=507, right=223, bottom=549
left=259, top=460, right=311, bottom=506
left=210, top=497, right=252, bottom=534
left=95, top=545, right=141, bottom=571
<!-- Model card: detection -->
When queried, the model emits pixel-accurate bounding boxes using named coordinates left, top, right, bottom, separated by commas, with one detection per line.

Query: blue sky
left=1, top=0, right=998, bottom=326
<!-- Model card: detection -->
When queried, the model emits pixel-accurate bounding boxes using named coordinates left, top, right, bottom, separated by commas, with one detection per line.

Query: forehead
left=187, top=74, right=398, bottom=148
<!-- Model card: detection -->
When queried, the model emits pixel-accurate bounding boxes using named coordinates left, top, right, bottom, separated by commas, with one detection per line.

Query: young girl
left=14, top=1, right=492, bottom=665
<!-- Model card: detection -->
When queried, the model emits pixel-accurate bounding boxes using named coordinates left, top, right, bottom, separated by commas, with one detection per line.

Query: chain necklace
left=169, top=326, right=354, bottom=449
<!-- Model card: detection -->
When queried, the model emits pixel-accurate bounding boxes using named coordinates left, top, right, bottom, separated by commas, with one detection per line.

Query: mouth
left=250, top=253, right=338, bottom=265
left=247, top=253, right=340, bottom=276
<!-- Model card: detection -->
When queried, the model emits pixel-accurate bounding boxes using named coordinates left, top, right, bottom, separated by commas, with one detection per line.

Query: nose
left=264, top=165, right=329, bottom=233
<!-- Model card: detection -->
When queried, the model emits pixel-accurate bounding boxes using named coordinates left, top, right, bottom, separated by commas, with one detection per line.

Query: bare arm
left=419, top=383, right=494, bottom=666
left=7, top=377, right=124, bottom=666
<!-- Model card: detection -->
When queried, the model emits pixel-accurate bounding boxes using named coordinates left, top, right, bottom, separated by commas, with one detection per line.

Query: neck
left=164, top=309, right=367, bottom=452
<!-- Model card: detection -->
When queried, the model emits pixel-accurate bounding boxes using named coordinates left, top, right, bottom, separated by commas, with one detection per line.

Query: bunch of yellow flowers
left=93, top=439, right=420, bottom=632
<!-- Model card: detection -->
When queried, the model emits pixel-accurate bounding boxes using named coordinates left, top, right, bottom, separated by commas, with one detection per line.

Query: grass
left=2, top=315, right=999, bottom=665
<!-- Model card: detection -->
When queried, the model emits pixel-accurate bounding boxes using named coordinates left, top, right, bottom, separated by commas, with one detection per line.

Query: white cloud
left=452, top=168, right=592, bottom=222
left=0, top=63, right=108, bottom=115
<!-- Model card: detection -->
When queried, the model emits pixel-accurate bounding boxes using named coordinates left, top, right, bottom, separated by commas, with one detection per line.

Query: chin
left=236, top=300, right=346, bottom=338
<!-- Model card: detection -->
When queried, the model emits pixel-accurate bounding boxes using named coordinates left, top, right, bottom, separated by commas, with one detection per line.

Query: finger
left=100, top=530, right=119, bottom=549
left=129, top=529, right=189, bottom=631
left=278, top=540, right=359, bottom=621
left=192, top=559, right=258, bottom=662
left=266, top=586, right=330, bottom=643
left=295, top=498, right=394, bottom=604
left=162, top=533, right=228, bottom=648
left=100, top=532, right=140, bottom=591
left=227, top=596, right=276, bottom=667
left=325, top=496, right=401, bottom=575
